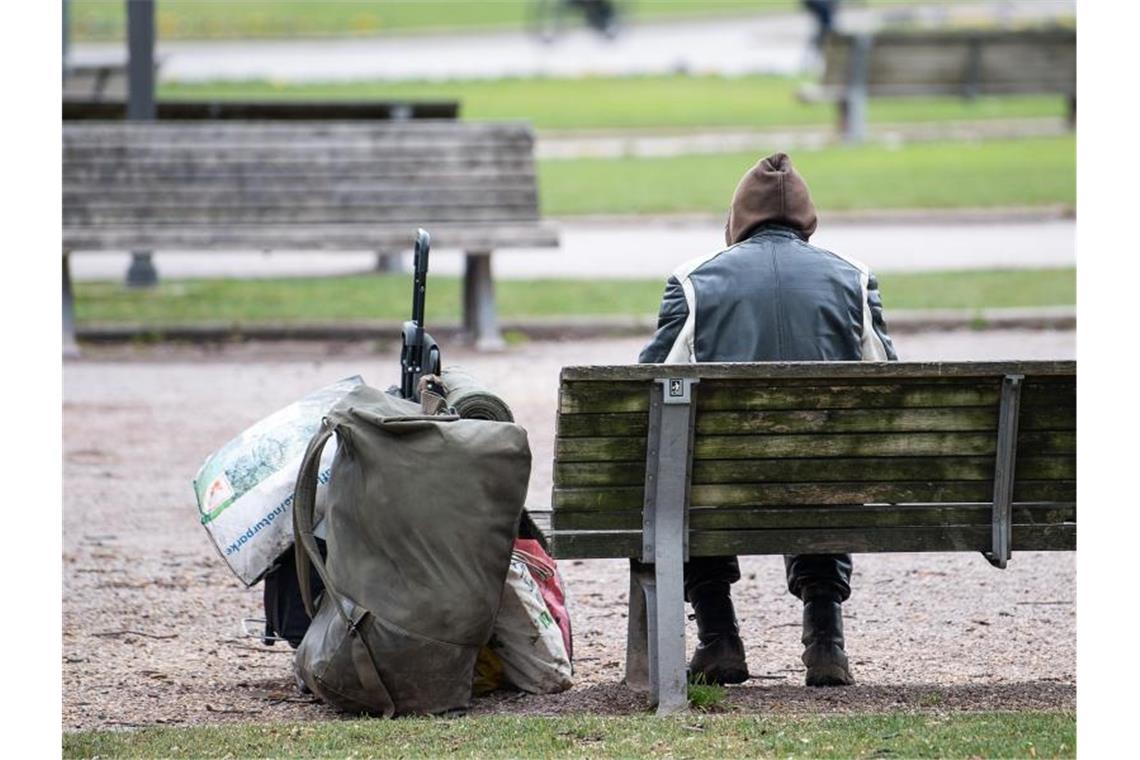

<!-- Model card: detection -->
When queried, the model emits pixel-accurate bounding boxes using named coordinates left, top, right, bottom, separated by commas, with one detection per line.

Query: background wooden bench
left=808, top=28, right=1076, bottom=143
left=62, top=120, right=558, bottom=355
left=62, top=99, right=461, bottom=279
left=540, top=360, right=1076, bottom=713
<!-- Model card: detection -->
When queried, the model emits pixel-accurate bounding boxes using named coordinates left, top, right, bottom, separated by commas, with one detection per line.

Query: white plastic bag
left=193, top=376, right=362, bottom=585
left=484, top=556, right=573, bottom=694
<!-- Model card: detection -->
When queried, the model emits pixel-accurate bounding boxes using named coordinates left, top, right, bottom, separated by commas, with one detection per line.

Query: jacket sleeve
left=638, top=276, right=689, bottom=364
left=862, top=272, right=898, bottom=361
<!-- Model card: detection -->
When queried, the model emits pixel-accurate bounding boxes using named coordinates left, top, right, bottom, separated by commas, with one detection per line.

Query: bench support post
left=63, top=253, right=80, bottom=359
left=125, top=1, right=159, bottom=289
left=126, top=252, right=158, bottom=288
left=624, top=560, right=654, bottom=693
left=462, top=251, right=505, bottom=351
left=374, top=251, right=404, bottom=273
left=986, top=374, right=1024, bottom=569
left=841, top=33, right=872, bottom=144
left=633, top=377, right=698, bottom=715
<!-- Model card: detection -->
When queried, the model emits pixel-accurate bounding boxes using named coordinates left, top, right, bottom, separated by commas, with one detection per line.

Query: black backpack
left=261, top=541, right=325, bottom=648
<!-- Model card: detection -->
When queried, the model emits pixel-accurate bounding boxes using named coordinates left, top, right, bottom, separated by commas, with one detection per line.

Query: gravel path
left=62, top=331, right=1075, bottom=731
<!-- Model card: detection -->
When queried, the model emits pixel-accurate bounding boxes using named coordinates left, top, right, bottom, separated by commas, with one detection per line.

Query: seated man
left=638, top=152, right=897, bottom=687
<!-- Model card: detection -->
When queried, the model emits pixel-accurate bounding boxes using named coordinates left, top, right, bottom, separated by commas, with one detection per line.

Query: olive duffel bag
left=291, top=384, right=531, bottom=716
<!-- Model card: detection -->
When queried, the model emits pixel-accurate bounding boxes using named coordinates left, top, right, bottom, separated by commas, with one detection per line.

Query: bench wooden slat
left=63, top=98, right=461, bottom=121
left=552, top=503, right=1076, bottom=532
left=555, top=430, right=1074, bottom=463
left=553, top=480, right=1075, bottom=511
left=65, top=182, right=540, bottom=199
left=556, top=406, right=1074, bottom=438
left=559, top=378, right=1073, bottom=414
left=554, top=455, right=1076, bottom=488
left=63, top=119, right=532, bottom=139
left=66, top=205, right=541, bottom=226
left=63, top=221, right=560, bottom=252
left=561, top=361, right=1076, bottom=381
left=552, top=523, right=1075, bottom=559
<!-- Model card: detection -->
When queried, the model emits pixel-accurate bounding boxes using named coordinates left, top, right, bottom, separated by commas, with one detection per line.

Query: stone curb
left=76, top=307, right=1075, bottom=345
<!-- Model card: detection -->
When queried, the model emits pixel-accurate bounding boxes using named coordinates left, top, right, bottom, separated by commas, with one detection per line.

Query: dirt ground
left=62, top=331, right=1076, bottom=731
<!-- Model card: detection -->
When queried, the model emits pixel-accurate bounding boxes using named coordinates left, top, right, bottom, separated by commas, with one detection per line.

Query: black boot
left=688, top=582, right=749, bottom=685
left=801, top=588, right=855, bottom=687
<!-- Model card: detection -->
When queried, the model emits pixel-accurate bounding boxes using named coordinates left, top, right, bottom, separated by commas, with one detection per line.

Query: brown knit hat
left=725, top=152, right=818, bottom=245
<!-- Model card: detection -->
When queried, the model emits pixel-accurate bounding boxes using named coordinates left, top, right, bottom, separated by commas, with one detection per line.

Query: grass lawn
left=62, top=711, right=1075, bottom=758
left=162, top=74, right=1067, bottom=132
left=74, top=268, right=1076, bottom=326
left=72, top=0, right=920, bottom=41
left=539, top=136, right=1075, bottom=215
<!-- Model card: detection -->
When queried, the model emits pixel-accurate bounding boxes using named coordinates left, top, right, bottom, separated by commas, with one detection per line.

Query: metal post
left=462, top=251, right=505, bottom=351
left=63, top=254, right=80, bottom=358
left=374, top=252, right=404, bottom=273
left=985, top=374, right=1023, bottom=569
left=126, top=0, right=158, bottom=287
left=63, top=0, right=70, bottom=82
left=624, top=560, right=653, bottom=693
left=842, top=33, right=872, bottom=144
left=963, top=37, right=982, bottom=100
left=640, top=378, right=697, bottom=714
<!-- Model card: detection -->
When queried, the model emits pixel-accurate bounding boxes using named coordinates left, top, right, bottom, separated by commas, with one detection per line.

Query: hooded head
left=725, top=152, right=818, bottom=246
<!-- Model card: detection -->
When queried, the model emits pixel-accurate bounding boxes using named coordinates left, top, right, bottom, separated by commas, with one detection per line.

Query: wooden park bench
left=807, top=28, right=1076, bottom=143
left=62, top=121, right=558, bottom=355
left=538, top=360, right=1076, bottom=713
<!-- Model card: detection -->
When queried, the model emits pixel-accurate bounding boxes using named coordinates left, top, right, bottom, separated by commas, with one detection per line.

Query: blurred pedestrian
left=568, top=0, right=619, bottom=38
left=803, top=0, right=839, bottom=51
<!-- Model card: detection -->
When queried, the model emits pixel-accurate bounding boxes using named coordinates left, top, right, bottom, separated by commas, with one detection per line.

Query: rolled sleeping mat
left=440, top=366, right=515, bottom=422
left=440, top=367, right=550, bottom=548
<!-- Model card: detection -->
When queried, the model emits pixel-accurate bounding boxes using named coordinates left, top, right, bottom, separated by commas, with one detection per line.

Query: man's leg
left=784, top=553, right=855, bottom=687
left=684, top=555, right=748, bottom=685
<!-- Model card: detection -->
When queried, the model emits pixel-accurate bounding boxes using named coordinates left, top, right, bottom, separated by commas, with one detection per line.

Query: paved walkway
left=70, top=1, right=1074, bottom=83
left=70, top=217, right=1075, bottom=283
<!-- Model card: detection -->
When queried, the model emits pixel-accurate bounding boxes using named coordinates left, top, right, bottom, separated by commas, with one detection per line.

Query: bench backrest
left=63, top=121, right=552, bottom=252
left=823, top=29, right=1076, bottom=97
left=550, top=361, right=1075, bottom=560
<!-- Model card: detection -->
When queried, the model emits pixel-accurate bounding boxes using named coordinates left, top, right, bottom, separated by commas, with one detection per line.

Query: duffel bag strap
left=293, top=417, right=395, bottom=713
left=293, top=418, right=345, bottom=621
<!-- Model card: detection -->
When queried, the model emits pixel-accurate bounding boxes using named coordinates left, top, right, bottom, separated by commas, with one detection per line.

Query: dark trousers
left=683, top=554, right=852, bottom=603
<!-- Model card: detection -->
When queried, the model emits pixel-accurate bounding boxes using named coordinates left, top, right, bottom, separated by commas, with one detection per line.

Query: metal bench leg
left=986, top=374, right=1024, bottom=568
left=652, top=548, right=687, bottom=714
left=63, top=253, right=80, bottom=359
left=462, top=251, right=505, bottom=351
left=842, top=33, right=872, bottom=144
left=625, top=559, right=653, bottom=692
left=374, top=251, right=404, bottom=273
left=126, top=251, right=158, bottom=288
left=640, top=378, right=698, bottom=715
